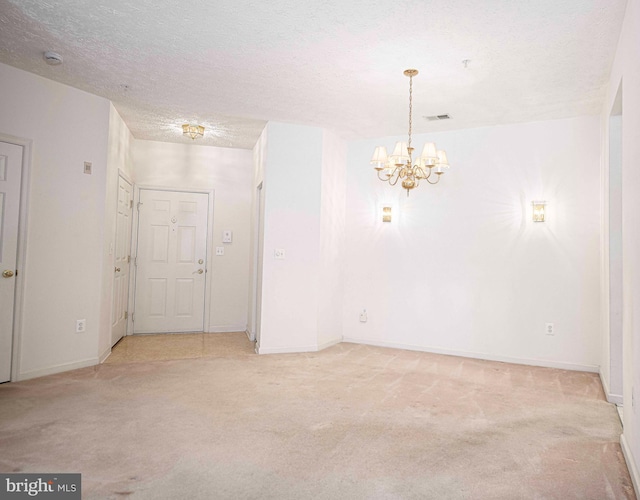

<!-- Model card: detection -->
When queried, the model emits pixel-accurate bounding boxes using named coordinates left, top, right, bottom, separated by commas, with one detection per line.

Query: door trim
left=129, top=185, right=215, bottom=334
left=0, top=133, right=32, bottom=382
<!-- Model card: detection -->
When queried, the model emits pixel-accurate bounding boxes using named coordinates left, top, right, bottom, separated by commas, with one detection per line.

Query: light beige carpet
left=0, top=333, right=635, bottom=499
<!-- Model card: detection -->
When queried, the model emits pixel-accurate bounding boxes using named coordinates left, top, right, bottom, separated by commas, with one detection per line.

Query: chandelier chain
left=408, top=74, right=413, bottom=153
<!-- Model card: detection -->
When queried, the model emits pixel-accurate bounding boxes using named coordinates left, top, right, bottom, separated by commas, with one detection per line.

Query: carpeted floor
left=0, top=333, right=635, bottom=499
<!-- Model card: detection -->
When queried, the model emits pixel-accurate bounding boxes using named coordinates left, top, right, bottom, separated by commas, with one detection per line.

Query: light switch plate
left=274, top=248, right=285, bottom=259
left=216, top=247, right=224, bottom=256
left=223, top=230, right=232, bottom=243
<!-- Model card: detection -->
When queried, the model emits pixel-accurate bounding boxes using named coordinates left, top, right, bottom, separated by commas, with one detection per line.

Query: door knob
left=193, top=269, right=204, bottom=275
left=2, top=270, right=14, bottom=278
left=114, top=267, right=121, bottom=273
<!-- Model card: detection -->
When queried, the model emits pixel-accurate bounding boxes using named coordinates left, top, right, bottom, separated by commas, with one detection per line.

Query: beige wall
left=0, top=63, right=110, bottom=379
left=132, top=139, right=253, bottom=333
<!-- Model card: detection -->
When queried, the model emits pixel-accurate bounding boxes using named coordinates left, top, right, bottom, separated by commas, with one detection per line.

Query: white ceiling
left=0, top=0, right=627, bottom=149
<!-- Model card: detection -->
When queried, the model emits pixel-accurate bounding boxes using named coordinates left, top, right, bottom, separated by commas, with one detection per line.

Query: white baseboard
left=18, top=357, right=98, bottom=382
left=621, top=433, right=640, bottom=497
left=207, top=325, right=247, bottom=333
left=342, top=337, right=600, bottom=373
left=99, top=347, right=111, bottom=364
left=317, top=337, right=342, bottom=351
left=599, top=370, right=624, bottom=405
left=257, top=344, right=319, bottom=355
left=245, top=329, right=256, bottom=342
left=257, top=337, right=342, bottom=355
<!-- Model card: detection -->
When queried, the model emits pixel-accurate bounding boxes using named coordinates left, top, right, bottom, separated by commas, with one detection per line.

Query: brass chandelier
left=370, top=69, right=450, bottom=195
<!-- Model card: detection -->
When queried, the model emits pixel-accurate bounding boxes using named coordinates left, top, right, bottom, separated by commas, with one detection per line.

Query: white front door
left=111, top=175, right=133, bottom=346
left=133, top=189, right=209, bottom=333
left=0, top=142, right=23, bottom=383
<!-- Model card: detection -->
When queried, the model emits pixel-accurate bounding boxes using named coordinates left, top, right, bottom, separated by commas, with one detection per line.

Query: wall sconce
left=532, top=201, right=547, bottom=222
left=382, top=206, right=392, bottom=223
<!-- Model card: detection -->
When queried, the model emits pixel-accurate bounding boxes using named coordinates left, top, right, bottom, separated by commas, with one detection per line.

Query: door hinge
left=129, top=200, right=133, bottom=209
left=131, top=312, right=135, bottom=322
left=127, top=255, right=131, bottom=263
left=124, top=311, right=128, bottom=320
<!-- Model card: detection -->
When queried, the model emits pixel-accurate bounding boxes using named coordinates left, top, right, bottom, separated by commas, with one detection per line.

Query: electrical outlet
left=216, top=247, right=224, bottom=256
left=274, top=249, right=285, bottom=259
left=76, top=319, right=86, bottom=333
left=545, top=323, right=554, bottom=335
left=359, top=309, right=367, bottom=323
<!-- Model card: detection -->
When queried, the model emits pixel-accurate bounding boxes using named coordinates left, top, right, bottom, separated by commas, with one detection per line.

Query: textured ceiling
left=0, top=0, right=628, bottom=149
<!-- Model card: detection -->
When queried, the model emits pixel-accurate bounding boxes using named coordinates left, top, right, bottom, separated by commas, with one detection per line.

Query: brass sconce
left=382, top=206, right=392, bottom=223
left=532, top=201, right=547, bottom=222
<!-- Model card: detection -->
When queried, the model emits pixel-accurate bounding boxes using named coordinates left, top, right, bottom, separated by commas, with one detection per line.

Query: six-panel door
left=133, top=190, right=209, bottom=333
left=0, top=142, right=23, bottom=382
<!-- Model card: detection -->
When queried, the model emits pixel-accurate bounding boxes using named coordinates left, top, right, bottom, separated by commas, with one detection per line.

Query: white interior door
left=133, top=189, right=209, bottom=333
left=0, top=142, right=23, bottom=383
left=111, top=175, right=133, bottom=346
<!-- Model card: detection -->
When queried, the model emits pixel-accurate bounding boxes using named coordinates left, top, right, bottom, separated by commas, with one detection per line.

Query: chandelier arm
left=376, top=170, right=390, bottom=181
left=388, top=168, right=402, bottom=186
left=425, top=175, right=441, bottom=185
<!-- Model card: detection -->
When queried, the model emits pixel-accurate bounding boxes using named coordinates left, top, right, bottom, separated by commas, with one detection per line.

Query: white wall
left=132, top=139, right=253, bottom=333
left=0, top=63, right=110, bottom=379
left=257, top=122, right=323, bottom=353
left=602, top=0, right=640, bottom=491
left=317, top=130, right=347, bottom=349
left=99, top=105, right=135, bottom=360
left=343, top=116, right=601, bottom=372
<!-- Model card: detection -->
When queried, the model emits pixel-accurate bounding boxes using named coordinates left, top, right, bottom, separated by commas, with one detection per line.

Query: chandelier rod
left=408, top=72, right=413, bottom=155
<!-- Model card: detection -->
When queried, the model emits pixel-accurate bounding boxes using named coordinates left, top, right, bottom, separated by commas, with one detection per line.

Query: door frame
left=0, top=133, right=32, bottom=382
left=250, top=182, right=264, bottom=347
left=129, top=185, right=215, bottom=335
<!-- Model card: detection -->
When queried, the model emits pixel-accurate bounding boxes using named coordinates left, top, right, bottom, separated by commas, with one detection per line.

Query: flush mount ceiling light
left=182, top=124, right=205, bottom=140
left=370, top=69, right=451, bottom=195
